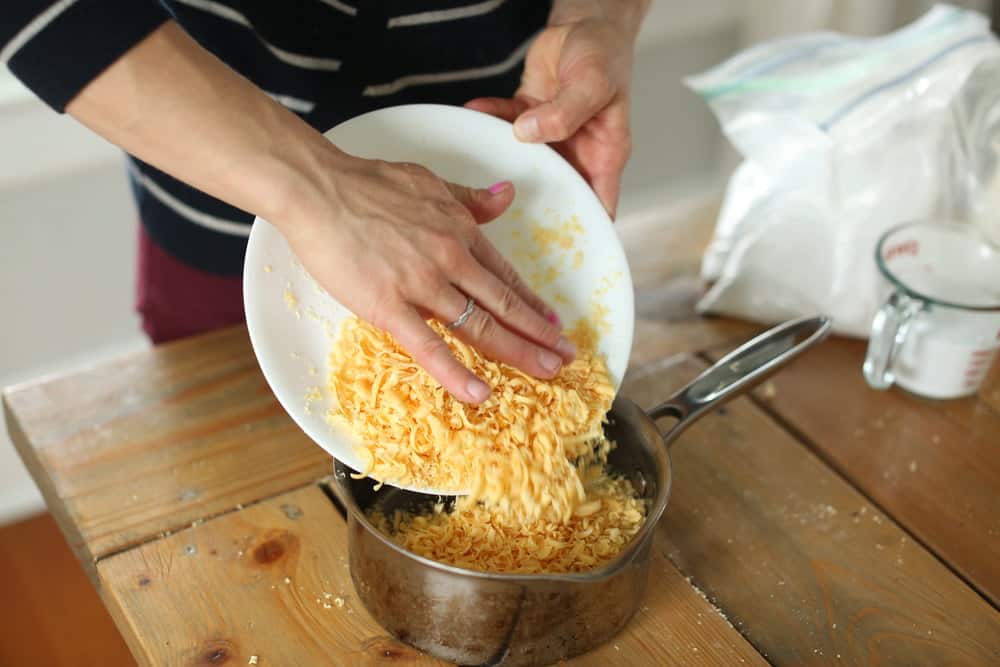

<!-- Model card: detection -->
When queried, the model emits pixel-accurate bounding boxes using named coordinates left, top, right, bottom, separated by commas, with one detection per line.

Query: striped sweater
left=2, top=0, right=550, bottom=274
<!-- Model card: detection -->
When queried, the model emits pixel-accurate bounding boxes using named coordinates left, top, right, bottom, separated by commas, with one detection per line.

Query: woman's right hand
left=278, top=151, right=577, bottom=404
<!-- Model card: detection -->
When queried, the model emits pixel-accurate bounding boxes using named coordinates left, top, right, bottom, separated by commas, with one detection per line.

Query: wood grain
left=584, top=548, right=767, bottom=667
left=2, top=327, right=332, bottom=579
left=725, top=337, right=1000, bottom=607
left=0, top=513, right=135, bottom=667
left=98, top=485, right=766, bottom=667
left=98, top=486, right=446, bottom=667
left=623, top=355, right=1000, bottom=666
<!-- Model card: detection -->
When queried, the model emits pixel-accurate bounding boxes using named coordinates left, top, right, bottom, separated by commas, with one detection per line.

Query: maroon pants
left=135, top=226, right=245, bottom=344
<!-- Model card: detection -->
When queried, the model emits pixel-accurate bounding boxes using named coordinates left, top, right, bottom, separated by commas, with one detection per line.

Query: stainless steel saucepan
left=328, top=316, right=832, bottom=666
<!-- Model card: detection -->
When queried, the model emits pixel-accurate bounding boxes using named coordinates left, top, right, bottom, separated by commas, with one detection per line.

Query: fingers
left=382, top=305, right=492, bottom=404
left=445, top=180, right=515, bottom=224
left=590, top=171, right=622, bottom=220
left=464, top=97, right=531, bottom=123
left=513, top=69, right=614, bottom=143
left=467, top=232, right=572, bottom=355
left=550, top=99, right=631, bottom=218
left=590, top=101, right=631, bottom=218
left=456, top=257, right=575, bottom=362
left=556, top=141, right=624, bottom=219
left=436, top=288, right=568, bottom=381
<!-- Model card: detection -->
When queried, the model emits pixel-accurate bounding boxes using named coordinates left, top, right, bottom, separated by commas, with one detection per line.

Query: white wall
left=621, top=0, right=741, bottom=215
left=0, top=89, right=149, bottom=525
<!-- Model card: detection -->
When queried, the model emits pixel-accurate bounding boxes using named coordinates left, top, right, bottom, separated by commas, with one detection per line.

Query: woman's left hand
left=466, top=0, right=649, bottom=218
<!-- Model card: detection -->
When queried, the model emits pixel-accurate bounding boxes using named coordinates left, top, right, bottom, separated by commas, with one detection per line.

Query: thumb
left=513, top=70, right=612, bottom=143
left=446, top=180, right=515, bottom=224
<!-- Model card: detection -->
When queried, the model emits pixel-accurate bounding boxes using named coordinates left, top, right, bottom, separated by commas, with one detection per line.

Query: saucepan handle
left=647, top=316, right=832, bottom=447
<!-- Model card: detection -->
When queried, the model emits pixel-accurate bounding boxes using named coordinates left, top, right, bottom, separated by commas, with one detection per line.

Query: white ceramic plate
left=244, top=104, right=634, bottom=493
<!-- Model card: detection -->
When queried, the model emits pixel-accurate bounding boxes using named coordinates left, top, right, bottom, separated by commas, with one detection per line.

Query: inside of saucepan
left=330, top=395, right=673, bottom=577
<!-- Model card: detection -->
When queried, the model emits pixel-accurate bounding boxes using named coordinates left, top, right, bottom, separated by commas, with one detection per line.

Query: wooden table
left=5, top=200, right=1000, bottom=666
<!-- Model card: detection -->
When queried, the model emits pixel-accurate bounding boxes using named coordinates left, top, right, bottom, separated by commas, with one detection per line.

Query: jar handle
left=863, top=292, right=920, bottom=390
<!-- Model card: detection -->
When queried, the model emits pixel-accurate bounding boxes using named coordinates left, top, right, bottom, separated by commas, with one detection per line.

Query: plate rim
left=243, top=103, right=635, bottom=491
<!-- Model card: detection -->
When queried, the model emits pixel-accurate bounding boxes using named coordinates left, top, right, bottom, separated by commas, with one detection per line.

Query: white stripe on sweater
left=264, top=90, right=316, bottom=114
left=1, top=0, right=78, bottom=64
left=363, top=31, right=534, bottom=97
left=387, top=0, right=506, bottom=28
left=131, top=165, right=251, bottom=237
left=174, top=0, right=342, bottom=71
left=316, top=0, right=357, bottom=17
left=262, top=41, right=341, bottom=71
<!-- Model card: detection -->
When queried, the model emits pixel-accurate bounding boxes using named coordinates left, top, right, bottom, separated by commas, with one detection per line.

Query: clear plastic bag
left=949, top=55, right=1000, bottom=247
left=686, top=4, right=999, bottom=337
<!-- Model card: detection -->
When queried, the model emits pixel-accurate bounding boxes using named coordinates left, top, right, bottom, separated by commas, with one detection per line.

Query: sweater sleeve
left=1, top=0, right=170, bottom=112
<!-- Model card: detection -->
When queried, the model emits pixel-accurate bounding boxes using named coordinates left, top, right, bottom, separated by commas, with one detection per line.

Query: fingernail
left=546, top=310, right=562, bottom=326
left=467, top=378, right=491, bottom=403
left=555, top=336, right=576, bottom=360
left=488, top=181, right=511, bottom=195
left=514, top=115, right=540, bottom=142
left=539, top=349, right=562, bottom=374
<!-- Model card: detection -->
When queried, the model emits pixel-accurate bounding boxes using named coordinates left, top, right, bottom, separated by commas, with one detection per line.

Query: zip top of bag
left=685, top=4, right=987, bottom=106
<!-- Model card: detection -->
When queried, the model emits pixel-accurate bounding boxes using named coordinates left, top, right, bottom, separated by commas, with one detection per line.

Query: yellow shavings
left=283, top=287, right=300, bottom=319
left=304, top=386, right=322, bottom=415
left=565, top=318, right=601, bottom=356
left=529, top=264, right=563, bottom=290
left=561, top=273, right=619, bottom=351
left=371, top=475, right=645, bottom=574
left=528, top=216, right=584, bottom=257
left=327, top=316, right=615, bottom=525
left=594, top=271, right=623, bottom=297
left=590, top=302, right=612, bottom=334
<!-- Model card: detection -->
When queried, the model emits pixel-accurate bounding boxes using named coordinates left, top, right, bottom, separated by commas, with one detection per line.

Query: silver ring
left=447, top=297, right=476, bottom=330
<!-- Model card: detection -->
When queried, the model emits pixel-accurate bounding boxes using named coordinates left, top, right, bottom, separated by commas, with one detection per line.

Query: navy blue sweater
left=3, top=1, right=550, bottom=274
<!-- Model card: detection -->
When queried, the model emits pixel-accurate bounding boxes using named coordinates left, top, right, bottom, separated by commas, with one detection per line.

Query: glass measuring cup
left=863, top=221, right=1000, bottom=399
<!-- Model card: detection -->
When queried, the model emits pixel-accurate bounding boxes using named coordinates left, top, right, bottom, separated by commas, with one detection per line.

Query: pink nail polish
left=488, top=181, right=510, bottom=195
left=546, top=311, right=561, bottom=326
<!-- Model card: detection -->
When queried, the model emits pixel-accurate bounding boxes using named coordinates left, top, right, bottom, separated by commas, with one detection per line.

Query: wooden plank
left=586, top=548, right=767, bottom=666
left=623, top=355, right=1000, bottom=666
left=98, top=485, right=766, bottom=667
left=97, top=486, right=439, bottom=666
left=620, top=198, right=757, bottom=367
left=730, top=337, right=1000, bottom=607
left=2, top=327, right=332, bottom=576
left=629, top=315, right=756, bottom=371
left=97, top=486, right=445, bottom=667
left=0, top=513, right=135, bottom=667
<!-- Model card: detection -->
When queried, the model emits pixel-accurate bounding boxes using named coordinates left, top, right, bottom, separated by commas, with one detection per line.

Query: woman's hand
left=66, top=22, right=572, bottom=405
left=466, top=0, right=648, bottom=218
left=281, top=152, right=576, bottom=404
